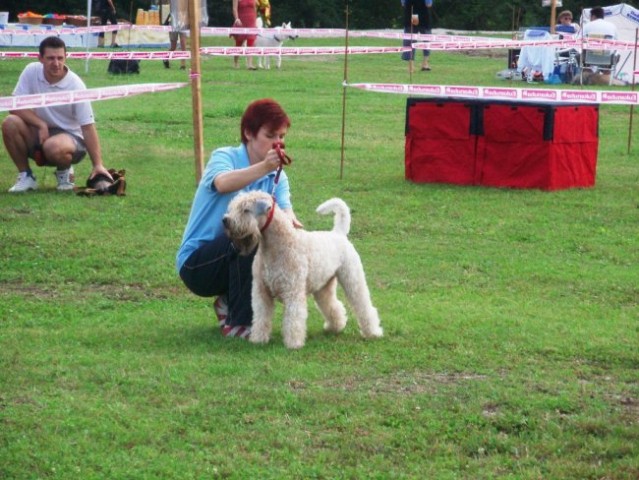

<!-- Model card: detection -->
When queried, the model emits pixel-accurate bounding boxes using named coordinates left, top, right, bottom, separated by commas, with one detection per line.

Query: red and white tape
left=9, top=25, right=635, bottom=46
left=2, top=28, right=636, bottom=57
left=199, top=45, right=407, bottom=56
left=346, top=82, right=639, bottom=106
left=0, top=82, right=188, bottom=112
left=0, top=46, right=408, bottom=60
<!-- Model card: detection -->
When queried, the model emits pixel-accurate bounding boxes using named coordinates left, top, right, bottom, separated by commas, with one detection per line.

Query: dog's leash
left=270, top=141, right=291, bottom=197
left=262, top=142, right=292, bottom=232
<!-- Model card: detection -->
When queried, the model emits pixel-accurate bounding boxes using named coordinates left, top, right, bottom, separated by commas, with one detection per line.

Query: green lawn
left=1, top=35, right=638, bottom=479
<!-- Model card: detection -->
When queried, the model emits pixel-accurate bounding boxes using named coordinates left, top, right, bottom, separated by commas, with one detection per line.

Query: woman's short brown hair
left=240, top=98, right=291, bottom=144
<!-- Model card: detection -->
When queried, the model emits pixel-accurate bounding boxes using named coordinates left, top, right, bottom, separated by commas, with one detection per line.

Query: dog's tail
left=316, top=198, right=351, bottom=236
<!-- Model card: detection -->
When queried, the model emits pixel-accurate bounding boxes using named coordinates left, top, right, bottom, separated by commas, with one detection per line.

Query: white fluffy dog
left=223, top=191, right=383, bottom=349
left=254, top=18, right=298, bottom=69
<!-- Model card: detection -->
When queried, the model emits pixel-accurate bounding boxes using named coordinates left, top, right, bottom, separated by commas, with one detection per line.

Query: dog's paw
left=248, top=329, right=270, bottom=344
left=283, top=338, right=305, bottom=350
left=323, top=319, right=346, bottom=334
left=362, top=326, right=384, bottom=339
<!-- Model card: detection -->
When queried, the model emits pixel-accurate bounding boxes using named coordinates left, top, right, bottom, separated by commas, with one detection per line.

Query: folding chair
left=580, top=33, right=620, bottom=85
left=517, top=29, right=556, bottom=82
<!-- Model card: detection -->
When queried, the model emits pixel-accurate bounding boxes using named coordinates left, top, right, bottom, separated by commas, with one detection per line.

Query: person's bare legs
left=421, top=53, right=430, bottom=70
left=2, top=115, right=32, bottom=172
left=2, top=115, right=74, bottom=172
left=179, top=32, right=187, bottom=69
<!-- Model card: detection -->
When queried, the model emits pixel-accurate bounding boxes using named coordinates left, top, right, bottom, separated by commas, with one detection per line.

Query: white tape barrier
left=12, top=24, right=636, bottom=47
left=5, top=24, right=471, bottom=40
left=412, top=37, right=635, bottom=50
left=346, top=82, right=639, bottom=106
left=199, top=45, right=407, bottom=56
left=0, top=50, right=192, bottom=60
left=0, top=82, right=188, bottom=112
left=0, top=46, right=408, bottom=60
left=2, top=26, right=635, bottom=54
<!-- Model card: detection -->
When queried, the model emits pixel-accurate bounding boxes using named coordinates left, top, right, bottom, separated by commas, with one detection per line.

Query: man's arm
left=81, top=123, right=112, bottom=180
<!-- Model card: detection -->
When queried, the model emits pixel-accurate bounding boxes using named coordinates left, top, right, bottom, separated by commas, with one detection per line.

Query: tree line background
left=4, top=0, right=636, bottom=31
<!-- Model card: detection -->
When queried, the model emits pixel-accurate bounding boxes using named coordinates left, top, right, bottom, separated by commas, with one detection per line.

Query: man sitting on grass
left=2, top=36, right=112, bottom=193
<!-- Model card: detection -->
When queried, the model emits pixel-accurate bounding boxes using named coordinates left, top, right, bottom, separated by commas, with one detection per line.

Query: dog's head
left=279, top=22, right=298, bottom=41
left=222, top=191, right=274, bottom=255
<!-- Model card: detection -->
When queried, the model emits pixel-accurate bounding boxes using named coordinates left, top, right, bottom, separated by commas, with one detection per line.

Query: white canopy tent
left=581, top=4, right=639, bottom=84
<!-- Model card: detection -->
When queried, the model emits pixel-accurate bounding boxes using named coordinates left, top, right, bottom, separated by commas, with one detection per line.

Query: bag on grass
left=107, top=59, right=140, bottom=74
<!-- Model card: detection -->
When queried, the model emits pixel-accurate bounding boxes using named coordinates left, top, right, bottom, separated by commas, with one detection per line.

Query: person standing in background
left=231, top=0, right=258, bottom=69
left=97, top=0, right=119, bottom=48
left=256, top=0, right=271, bottom=27
left=401, top=0, right=433, bottom=73
left=163, top=13, right=187, bottom=70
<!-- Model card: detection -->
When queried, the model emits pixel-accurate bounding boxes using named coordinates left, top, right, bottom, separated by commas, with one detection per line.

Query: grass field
left=1, top=34, right=638, bottom=479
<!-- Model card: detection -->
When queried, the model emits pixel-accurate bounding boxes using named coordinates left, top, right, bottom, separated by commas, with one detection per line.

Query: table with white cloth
left=0, top=23, right=98, bottom=48
left=0, top=23, right=170, bottom=48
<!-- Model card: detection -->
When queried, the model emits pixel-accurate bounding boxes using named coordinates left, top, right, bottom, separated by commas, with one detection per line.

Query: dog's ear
left=255, top=198, right=273, bottom=217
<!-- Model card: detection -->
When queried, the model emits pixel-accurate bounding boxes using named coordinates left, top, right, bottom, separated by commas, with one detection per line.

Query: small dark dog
left=76, top=169, right=127, bottom=196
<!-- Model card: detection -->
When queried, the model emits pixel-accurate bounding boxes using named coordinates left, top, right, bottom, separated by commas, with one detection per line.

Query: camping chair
left=580, top=33, right=620, bottom=85
left=517, top=29, right=556, bottom=82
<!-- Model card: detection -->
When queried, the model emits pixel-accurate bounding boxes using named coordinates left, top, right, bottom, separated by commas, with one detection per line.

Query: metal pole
left=85, top=0, right=92, bottom=73
left=339, top=2, right=350, bottom=180
left=627, top=28, right=638, bottom=154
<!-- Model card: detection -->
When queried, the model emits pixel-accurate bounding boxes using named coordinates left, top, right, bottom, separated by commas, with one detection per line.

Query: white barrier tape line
left=7, top=25, right=628, bottom=45
left=67, top=51, right=192, bottom=60
left=412, top=37, right=637, bottom=51
left=1, top=37, right=635, bottom=61
left=199, top=46, right=408, bottom=56
left=0, top=51, right=192, bottom=60
left=1, top=46, right=406, bottom=60
left=0, top=82, right=188, bottom=112
left=345, top=82, right=639, bottom=106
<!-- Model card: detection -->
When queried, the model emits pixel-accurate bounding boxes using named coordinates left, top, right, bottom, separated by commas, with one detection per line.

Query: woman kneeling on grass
left=176, top=99, right=302, bottom=339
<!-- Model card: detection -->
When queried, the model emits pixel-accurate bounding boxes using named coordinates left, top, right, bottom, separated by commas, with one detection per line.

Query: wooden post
left=188, top=0, right=205, bottom=185
left=549, top=0, right=557, bottom=34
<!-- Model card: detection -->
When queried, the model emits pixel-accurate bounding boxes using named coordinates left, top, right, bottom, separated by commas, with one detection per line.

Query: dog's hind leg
left=281, top=293, right=309, bottom=349
left=249, top=279, right=275, bottom=344
left=313, top=277, right=347, bottom=334
left=337, top=253, right=383, bottom=339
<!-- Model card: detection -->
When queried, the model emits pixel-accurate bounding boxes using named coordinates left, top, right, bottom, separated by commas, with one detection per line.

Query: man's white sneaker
left=8, top=171, right=38, bottom=193
left=55, top=166, right=75, bottom=191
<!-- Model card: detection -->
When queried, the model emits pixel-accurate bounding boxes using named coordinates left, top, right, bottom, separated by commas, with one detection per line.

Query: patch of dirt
left=0, top=280, right=183, bottom=302
left=464, top=49, right=508, bottom=58
left=319, top=370, right=488, bottom=395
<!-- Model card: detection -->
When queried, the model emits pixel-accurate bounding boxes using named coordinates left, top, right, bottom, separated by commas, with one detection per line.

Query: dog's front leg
left=249, top=279, right=275, bottom=344
left=281, top=293, right=308, bottom=349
